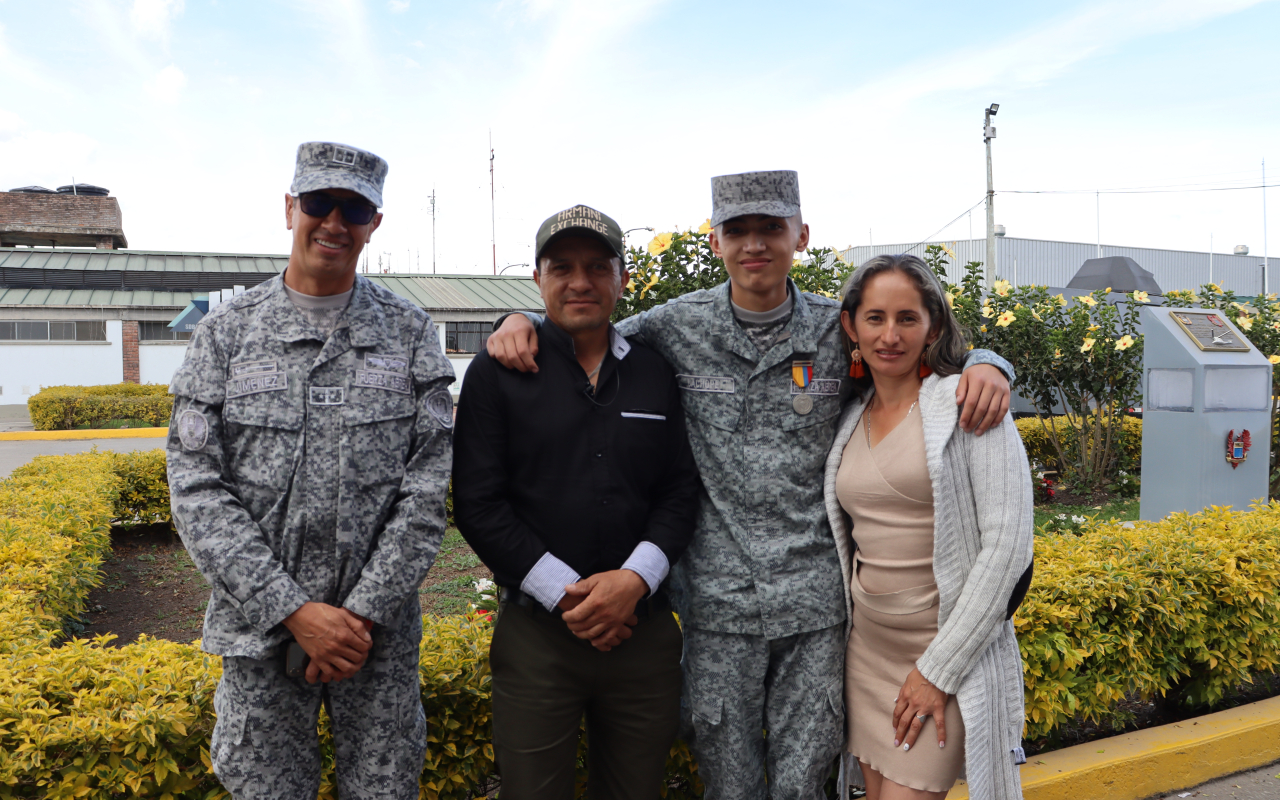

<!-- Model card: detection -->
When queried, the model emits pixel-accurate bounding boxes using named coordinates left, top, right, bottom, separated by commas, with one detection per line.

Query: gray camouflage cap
left=535, top=205, right=625, bottom=261
left=290, top=142, right=388, bottom=208
left=710, top=170, right=801, bottom=227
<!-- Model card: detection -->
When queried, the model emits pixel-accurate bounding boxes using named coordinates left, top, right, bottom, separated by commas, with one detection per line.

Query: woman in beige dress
left=822, top=254, right=1034, bottom=800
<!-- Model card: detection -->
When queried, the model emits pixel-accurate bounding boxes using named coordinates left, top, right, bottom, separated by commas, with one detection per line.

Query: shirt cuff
left=520, top=552, right=582, bottom=612
left=621, top=541, right=669, bottom=597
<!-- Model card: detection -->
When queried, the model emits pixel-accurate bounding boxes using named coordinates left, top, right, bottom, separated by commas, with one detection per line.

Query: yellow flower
left=647, top=232, right=674, bottom=255
left=993, top=279, right=1012, bottom=297
left=1272, top=322, right=1280, bottom=331
left=945, top=291, right=955, bottom=309
left=1270, top=355, right=1280, bottom=365
left=1133, top=291, right=1149, bottom=303
left=996, top=310, right=1016, bottom=327
left=1088, top=325, right=1099, bottom=332
left=981, top=305, right=995, bottom=318
left=980, top=325, right=988, bottom=333
left=1031, top=308, right=1042, bottom=321
left=793, top=258, right=802, bottom=268
left=1054, top=348, right=1062, bottom=359
left=833, top=249, right=847, bottom=264
left=1054, top=294, right=1068, bottom=306
left=625, top=278, right=636, bottom=292
left=1237, top=315, right=1253, bottom=331
left=968, top=343, right=974, bottom=351
left=1078, top=296, right=1097, bottom=307
left=637, top=271, right=661, bottom=299
left=697, top=219, right=712, bottom=235
left=1114, top=334, right=1135, bottom=351
left=1081, top=337, right=1096, bottom=353
left=1104, top=287, right=1112, bottom=294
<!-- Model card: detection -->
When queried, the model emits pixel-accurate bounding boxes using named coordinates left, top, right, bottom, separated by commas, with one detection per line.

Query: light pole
left=622, top=226, right=654, bottom=268
left=498, top=263, right=530, bottom=275
left=984, top=103, right=999, bottom=290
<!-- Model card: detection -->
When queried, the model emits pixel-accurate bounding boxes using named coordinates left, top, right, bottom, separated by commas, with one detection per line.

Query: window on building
left=445, top=322, right=491, bottom=354
left=0, top=321, right=107, bottom=341
left=139, top=322, right=192, bottom=341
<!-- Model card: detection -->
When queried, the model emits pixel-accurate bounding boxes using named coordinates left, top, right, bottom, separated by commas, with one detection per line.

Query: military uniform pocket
left=343, top=395, right=416, bottom=486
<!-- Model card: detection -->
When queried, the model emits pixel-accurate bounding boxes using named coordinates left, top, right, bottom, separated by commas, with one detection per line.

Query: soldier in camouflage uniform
left=167, top=142, right=454, bottom=800
left=486, top=171, right=1013, bottom=799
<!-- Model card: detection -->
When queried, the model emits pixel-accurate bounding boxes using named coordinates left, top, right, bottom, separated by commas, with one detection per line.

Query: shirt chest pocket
left=223, top=398, right=304, bottom=492
left=342, top=390, right=418, bottom=486
left=677, top=382, right=743, bottom=433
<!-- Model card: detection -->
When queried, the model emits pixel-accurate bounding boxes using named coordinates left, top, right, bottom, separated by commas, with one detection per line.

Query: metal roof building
left=840, top=237, right=1269, bottom=296
left=0, top=247, right=544, bottom=402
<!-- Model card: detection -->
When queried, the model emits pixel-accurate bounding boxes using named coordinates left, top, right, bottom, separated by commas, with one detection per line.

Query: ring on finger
left=916, top=713, right=928, bottom=721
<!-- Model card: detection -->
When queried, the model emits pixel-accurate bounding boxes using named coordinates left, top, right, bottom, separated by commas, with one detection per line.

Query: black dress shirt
left=452, top=320, right=699, bottom=594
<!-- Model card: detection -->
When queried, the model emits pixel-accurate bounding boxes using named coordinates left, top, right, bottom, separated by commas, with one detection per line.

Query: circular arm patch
left=178, top=409, right=209, bottom=451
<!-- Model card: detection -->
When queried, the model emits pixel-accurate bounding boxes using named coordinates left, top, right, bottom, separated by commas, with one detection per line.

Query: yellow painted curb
left=0, top=427, right=168, bottom=441
left=947, top=695, right=1280, bottom=800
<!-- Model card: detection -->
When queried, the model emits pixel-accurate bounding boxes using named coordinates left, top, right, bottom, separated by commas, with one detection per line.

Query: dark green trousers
left=489, top=600, right=684, bottom=800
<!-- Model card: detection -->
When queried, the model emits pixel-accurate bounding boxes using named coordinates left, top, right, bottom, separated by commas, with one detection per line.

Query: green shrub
left=1017, top=503, right=1280, bottom=739
left=1016, top=415, right=1142, bottom=475
left=110, top=450, right=172, bottom=525
left=28, top=385, right=172, bottom=431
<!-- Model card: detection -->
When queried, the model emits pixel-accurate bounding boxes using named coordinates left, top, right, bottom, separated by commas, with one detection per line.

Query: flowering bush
left=615, top=224, right=851, bottom=321
left=1107, top=469, right=1140, bottom=499
left=1165, top=284, right=1280, bottom=497
left=469, top=578, right=497, bottom=623
left=1031, top=462, right=1057, bottom=504
left=929, top=247, right=1144, bottom=489
left=1040, top=512, right=1090, bottom=536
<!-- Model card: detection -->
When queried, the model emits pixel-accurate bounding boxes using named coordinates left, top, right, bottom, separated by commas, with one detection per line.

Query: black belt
left=499, top=585, right=670, bottom=621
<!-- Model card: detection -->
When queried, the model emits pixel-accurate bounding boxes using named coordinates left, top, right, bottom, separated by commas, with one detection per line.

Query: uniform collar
left=712, top=277, right=819, bottom=362
left=260, top=273, right=387, bottom=349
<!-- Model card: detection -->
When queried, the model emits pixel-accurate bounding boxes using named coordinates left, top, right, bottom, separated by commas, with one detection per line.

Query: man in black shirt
left=453, top=205, right=699, bottom=800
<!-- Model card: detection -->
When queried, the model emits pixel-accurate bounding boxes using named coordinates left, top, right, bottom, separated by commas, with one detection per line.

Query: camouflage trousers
left=682, top=624, right=845, bottom=800
left=210, top=609, right=426, bottom=800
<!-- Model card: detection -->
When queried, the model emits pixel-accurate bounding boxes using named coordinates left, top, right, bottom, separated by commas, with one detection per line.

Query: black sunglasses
left=296, top=191, right=378, bottom=225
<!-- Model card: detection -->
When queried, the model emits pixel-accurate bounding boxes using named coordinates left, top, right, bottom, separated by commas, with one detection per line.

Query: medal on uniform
left=791, top=361, right=815, bottom=415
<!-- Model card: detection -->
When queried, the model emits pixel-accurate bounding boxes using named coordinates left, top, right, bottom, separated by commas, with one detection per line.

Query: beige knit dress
left=836, top=407, right=966, bottom=792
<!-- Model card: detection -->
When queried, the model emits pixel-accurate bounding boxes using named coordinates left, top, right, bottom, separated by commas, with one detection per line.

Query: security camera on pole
left=984, top=103, right=999, bottom=290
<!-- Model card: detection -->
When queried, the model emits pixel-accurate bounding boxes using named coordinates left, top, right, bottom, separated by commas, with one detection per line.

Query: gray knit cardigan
left=823, top=373, right=1033, bottom=800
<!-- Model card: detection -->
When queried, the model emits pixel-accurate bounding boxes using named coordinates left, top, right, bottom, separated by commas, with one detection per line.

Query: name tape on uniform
left=354, top=368, right=411, bottom=394
left=226, top=371, right=287, bottom=399
left=677, top=375, right=736, bottom=394
left=790, top=378, right=841, bottom=396
left=365, top=353, right=408, bottom=373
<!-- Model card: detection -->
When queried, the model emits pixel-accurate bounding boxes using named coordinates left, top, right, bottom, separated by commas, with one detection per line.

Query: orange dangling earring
left=850, top=345, right=866, bottom=379
left=918, top=344, right=934, bottom=379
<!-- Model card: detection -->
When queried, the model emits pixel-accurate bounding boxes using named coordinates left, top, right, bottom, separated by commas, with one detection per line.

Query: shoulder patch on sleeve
left=426, top=389, right=454, bottom=429
left=177, top=409, right=209, bottom=451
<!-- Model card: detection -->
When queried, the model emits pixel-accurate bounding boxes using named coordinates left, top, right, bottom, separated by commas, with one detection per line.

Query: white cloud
left=410, top=40, right=424, bottom=48
left=131, top=0, right=185, bottom=42
left=388, top=0, right=410, bottom=11
left=393, top=54, right=420, bottom=68
left=144, top=64, right=187, bottom=103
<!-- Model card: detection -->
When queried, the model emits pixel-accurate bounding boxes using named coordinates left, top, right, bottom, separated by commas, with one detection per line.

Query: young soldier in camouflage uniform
left=486, top=171, right=1013, bottom=799
left=167, top=142, right=454, bottom=800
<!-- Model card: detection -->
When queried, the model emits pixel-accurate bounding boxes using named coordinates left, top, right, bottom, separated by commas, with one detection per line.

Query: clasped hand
left=283, top=602, right=374, bottom=684
left=558, top=570, right=647, bottom=652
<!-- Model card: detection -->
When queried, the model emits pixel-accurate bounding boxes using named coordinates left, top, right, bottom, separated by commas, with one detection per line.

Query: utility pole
left=984, top=103, right=999, bottom=289
left=1096, top=191, right=1101, bottom=259
left=430, top=187, right=437, bottom=274
left=1210, top=233, right=1214, bottom=286
left=1264, top=158, right=1270, bottom=296
left=490, top=131, right=497, bottom=275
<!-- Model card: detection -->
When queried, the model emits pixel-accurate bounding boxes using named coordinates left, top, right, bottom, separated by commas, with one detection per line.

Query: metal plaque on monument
left=1140, top=307, right=1271, bottom=521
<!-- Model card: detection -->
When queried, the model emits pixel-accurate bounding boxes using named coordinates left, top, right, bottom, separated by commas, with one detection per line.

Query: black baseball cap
left=535, top=205, right=625, bottom=262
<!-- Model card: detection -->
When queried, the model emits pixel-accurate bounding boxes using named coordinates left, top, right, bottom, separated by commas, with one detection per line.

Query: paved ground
left=1154, top=760, right=1280, bottom=799
left=0, top=438, right=165, bottom=478
left=0, top=404, right=34, bottom=433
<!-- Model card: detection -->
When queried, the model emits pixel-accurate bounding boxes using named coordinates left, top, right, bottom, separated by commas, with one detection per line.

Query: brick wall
left=0, top=193, right=127, bottom=248
left=122, top=320, right=140, bottom=384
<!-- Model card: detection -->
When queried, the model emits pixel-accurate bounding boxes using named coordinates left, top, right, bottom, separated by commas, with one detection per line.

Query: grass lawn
left=418, top=528, right=492, bottom=616
left=1034, top=497, right=1140, bottom=531
left=72, top=418, right=158, bottom=430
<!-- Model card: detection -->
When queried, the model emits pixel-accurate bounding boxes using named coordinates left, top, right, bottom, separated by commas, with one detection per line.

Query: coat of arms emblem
left=1226, top=429, right=1251, bottom=469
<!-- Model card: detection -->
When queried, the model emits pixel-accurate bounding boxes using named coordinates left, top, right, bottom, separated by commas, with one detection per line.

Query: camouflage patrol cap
left=290, top=142, right=388, bottom=208
left=535, top=205, right=625, bottom=262
left=710, top=170, right=801, bottom=227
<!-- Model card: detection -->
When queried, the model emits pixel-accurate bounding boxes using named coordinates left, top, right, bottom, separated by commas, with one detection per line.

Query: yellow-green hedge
left=1017, top=503, right=1280, bottom=739
left=0, top=453, right=695, bottom=799
left=110, top=450, right=171, bottom=526
left=28, top=384, right=173, bottom=431
left=1016, top=415, right=1142, bottom=471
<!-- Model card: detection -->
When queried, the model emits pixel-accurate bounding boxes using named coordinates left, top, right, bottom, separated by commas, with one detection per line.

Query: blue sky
left=1, top=0, right=1277, bottom=275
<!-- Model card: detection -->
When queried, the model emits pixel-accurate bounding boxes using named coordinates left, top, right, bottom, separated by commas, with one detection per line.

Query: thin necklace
left=586, top=358, right=604, bottom=381
left=866, top=400, right=917, bottom=448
